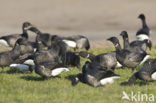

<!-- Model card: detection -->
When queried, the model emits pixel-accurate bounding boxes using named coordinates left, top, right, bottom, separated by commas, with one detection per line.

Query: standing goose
left=0, top=22, right=32, bottom=47
left=0, top=38, right=22, bottom=70
left=107, top=37, right=149, bottom=72
left=79, top=51, right=122, bottom=70
left=136, top=14, right=151, bottom=41
left=62, top=35, right=90, bottom=50
left=35, top=60, right=69, bottom=78
left=130, top=39, right=152, bottom=51
left=120, top=31, right=149, bottom=53
left=121, top=31, right=152, bottom=51
left=72, top=61, right=120, bottom=87
left=127, top=59, right=156, bottom=85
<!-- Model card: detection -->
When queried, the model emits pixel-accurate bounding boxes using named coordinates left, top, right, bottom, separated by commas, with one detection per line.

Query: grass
left=0, top=47, right=156, bottom=103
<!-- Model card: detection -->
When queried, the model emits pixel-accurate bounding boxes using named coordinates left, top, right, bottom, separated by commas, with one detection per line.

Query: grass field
left=0, top=47, right=156, bottom=103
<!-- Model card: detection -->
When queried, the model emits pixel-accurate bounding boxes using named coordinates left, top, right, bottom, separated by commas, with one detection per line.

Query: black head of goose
left=120, top=31, right=147, bottom=54
left=0, top=22, right=33, bottom=47
left=126, top=59, right=156, bottom=85
left=130, top=39, right=152, bottom=51
left=62, top=35, right=90, bottom=51
left=136, top=14, right=150, bottom=41
left=79, top=51, right=122, bottom=70
left=107, top=37, right=149, bottom=72
left=35, top=60, right=69, bottom=78
left=72, top=61, right=120, bottom=87
left=0, top=38, right=22, bottom=70
left=61, top=51, right=81, bottom=69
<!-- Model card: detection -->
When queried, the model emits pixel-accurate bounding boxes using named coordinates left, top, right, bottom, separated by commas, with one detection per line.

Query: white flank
left=51, top=68, right=69, bottom=76
left=10, top=64, right=29, bottom=71
left=116, top=61, right=122, bottom=68
left=63, top=40, right=76, bottom=48
left=34, top=48, right=37, bottom=52
left=136, top=34, right=149, bottom=41
left=0, top=39, right=9, bottom=46
left=100, top=76, right=120, bottom=85
left=151, top=72, right=156, bottom=80
left=24, top=59, right=35, bottom=65
left=86, top=54, right=90, bottom=58
left=140, top=55, right=150, bottom=65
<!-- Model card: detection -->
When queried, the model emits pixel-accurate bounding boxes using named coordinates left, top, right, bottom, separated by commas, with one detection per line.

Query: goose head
left=138, top=14, right=145, bottom=20
left=107, top=37, right=121, bottom=49
left=23, top=22, right=33, bottom=30
left=120, top=31, right=128, bottom=39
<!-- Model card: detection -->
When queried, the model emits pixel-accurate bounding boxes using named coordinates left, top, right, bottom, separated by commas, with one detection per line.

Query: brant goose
left=72, top=61, right=120, bottom=87
left=79, top=51, right=122, bottom=70
left=127, top=59, right=156, bottom=85
left=0, top=39, right=22, bottom=70
left=62, top=35, right=90, bottom=50
left=121, top=31, right=152, bottom=51
left=35, top=60, right=69, bottom=78
left=0, top=22, right=32, bottom=47
left=136, top=14, right=151, bottom=40
left=108, top=37, right=149, bottom=72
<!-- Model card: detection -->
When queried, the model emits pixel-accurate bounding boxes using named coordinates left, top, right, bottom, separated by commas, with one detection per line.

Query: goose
left=28, top=26, right=60, bottom=49
left=16, top=38, right=37, bottom=55
left=35, top=60, right=69, bottom=78
left=136, top=14, right=151, bottom=41
left=0, top=22, right=32, bottom=47
left=61, top=52, right=81, bottom=69
left=120, top=31, right=147, bottom=53
left=78, top=51, right=122, bottom=70
left=72, top=61, right=120, bottom=87
left=130, top=39, right=152, bottom=51
left=127, top=59, right=156, bottom=85
left=107, top=37, right=149, bottom=72
left=121, top=31, right=152, bottom=51
left=0, top=38, right=22, bottom=70
left=27, top=38, right=67, bottom=65
left=62, top=35, right=90, bottom=50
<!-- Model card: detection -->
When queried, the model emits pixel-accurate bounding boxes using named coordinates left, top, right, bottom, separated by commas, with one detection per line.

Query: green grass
left=0, top=47, right=156, bottom=103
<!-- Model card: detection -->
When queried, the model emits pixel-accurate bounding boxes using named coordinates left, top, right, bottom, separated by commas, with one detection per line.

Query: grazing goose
left=0, top=39, right=21, bottom=70
left=62, top=35, right=90, bottom=50
left=72, top=61, right=120, bottom=87
left=120, top=31, right=146, bottom=53
left=0, top=22, right=32, bottom=47
left=107, top=37, right=149, bottom=72
left=61, top=52, right=81, bottom=69
left=35, top=60, right=69, bottom=78
left=136, top=14, right=151, bottom=40
left=79, top=51, right=122, bottom=70
left=127, top=59, right=156, bottom=85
